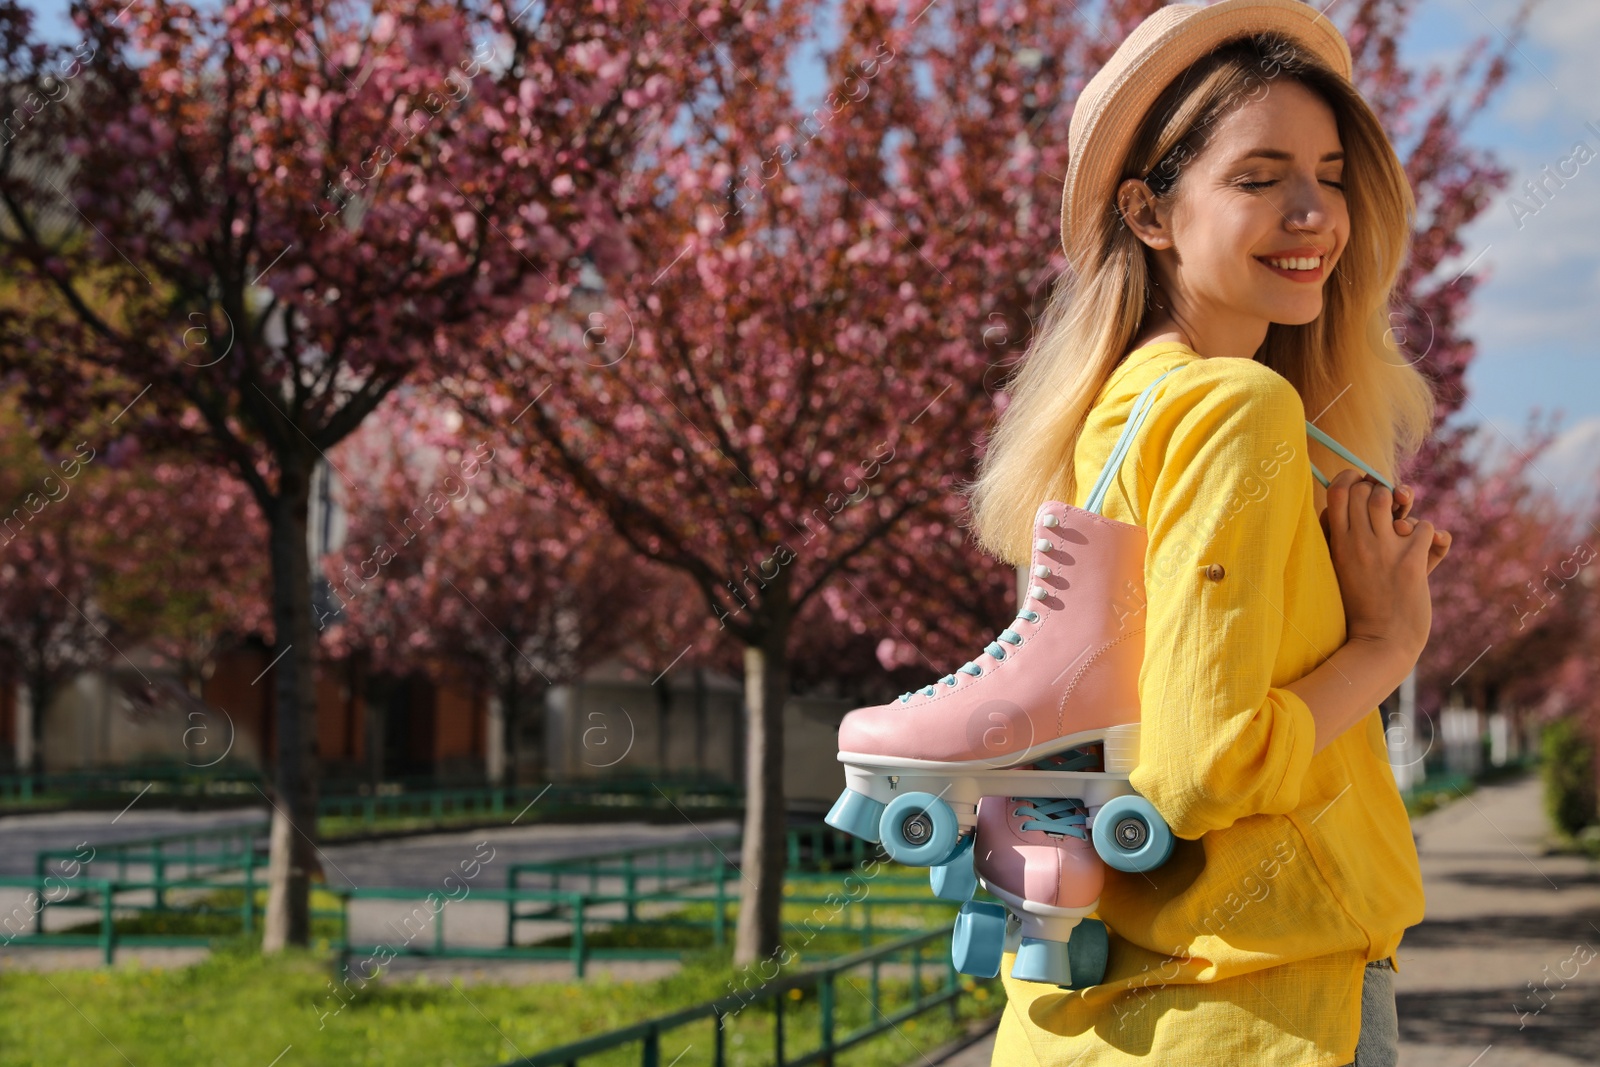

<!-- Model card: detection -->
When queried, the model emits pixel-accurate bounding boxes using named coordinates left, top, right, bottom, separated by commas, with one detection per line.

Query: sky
left=17, top=0, right=1600, bottom=508
left=1399, top=0, right=1600, bottom=510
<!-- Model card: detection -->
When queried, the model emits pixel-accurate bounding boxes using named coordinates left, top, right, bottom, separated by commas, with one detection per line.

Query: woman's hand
left=1386, top=482, right=1453, bottom=573
left=1319, top=477, right=1453, bottom=574
left=1318, top=468, right=1448, bottom=664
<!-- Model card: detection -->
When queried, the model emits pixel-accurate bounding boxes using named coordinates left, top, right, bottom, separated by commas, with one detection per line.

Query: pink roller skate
left=825, top=368, right=1190, bottom=880
left=951, top=792, right=1111, bottom=989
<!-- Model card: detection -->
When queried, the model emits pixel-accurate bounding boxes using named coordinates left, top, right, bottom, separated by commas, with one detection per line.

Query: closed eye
left=1241, top=181, right=1344, bottom=191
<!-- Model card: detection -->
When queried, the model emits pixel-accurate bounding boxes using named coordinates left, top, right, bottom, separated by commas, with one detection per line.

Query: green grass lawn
left=0, top=936, right=1000, bottom=1067
left=8, top=865, right=996, bottom=1066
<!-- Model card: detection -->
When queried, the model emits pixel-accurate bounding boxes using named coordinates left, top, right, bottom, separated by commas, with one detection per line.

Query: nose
left=1284, top=173, right=1339, bottom=234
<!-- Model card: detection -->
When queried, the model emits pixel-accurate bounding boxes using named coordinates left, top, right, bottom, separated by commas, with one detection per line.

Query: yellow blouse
left=992, top=340, right=1425, bottom=1067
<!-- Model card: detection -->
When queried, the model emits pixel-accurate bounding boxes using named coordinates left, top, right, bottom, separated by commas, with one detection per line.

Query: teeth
left=1265, top=255, right=1322, bottom=271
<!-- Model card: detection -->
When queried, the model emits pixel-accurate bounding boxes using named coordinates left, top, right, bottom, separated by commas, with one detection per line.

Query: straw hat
left=1060, top=0, right=1354, bottom=267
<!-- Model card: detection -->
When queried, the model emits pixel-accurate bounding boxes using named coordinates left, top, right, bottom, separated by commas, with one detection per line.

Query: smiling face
left=1118, top=77, right=1350, bottom=358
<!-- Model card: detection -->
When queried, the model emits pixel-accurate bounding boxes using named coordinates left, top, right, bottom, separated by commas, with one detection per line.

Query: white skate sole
left=836, top=722, right=1140, bottom=833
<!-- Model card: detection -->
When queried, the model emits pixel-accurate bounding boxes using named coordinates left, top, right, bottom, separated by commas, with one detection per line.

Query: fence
left=0, top=872, right=343, bottom=965
left=0, top=765, right=263, bottom=806
left=6, top=819, right=935, bottom=969
left=0, top=769, right=741, bottom=816
left=34, top=822, right=266, bottom=921
left=317, top=779, right=740, bottom=831
left=491, top=926, right=966, bottom=1067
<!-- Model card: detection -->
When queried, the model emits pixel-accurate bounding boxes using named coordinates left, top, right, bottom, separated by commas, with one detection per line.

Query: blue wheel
left=929, top=834, right=977, bottom=901
left=1092, top=794, right=1174, bottom=872
left=951, top=901, right=1007, bottom=978
left=825, top=788, right=885, bottom=843
left=879, top=792, right=962, bottom=866
left=1065, top=918, right=1108, bottom=989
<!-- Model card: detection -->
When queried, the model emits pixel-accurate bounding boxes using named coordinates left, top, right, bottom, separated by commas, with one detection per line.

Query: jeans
left=1336, top=959, right=1398, bottom=1067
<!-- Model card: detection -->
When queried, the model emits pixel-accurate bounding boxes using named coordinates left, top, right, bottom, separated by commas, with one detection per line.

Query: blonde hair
left=965, top=33, right=1437, bottom=568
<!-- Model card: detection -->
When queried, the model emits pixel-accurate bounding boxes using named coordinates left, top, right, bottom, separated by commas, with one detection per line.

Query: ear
left=1116, top=178, right=1173, bottom=251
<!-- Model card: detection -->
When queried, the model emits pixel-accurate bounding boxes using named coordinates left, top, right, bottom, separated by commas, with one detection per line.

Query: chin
left=1267, top=300, right=1324, bottom=327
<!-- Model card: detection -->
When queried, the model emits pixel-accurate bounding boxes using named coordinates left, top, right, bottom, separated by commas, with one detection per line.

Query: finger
left=1407, top=519, right=1435, bottom=563
left=1320, top=506, right=1331, bottom=542
left=1392, top=484, right=1413, bottom=522
left=1366, top=480, right=1396, bottom=538
left=1346, top=477, right=1376, bottom=538
left=1428, top=529, right=1452, bottom=571
left=1328, top=467, right=1366, bottom=526
left=1324, top=468, right=1363, bottom=537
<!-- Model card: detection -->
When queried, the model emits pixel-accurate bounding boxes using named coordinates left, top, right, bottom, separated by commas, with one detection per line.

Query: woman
left=965, top=1, right=1453, bottom=1064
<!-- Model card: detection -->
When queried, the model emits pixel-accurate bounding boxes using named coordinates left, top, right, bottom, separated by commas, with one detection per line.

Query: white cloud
left=1464, top=414, right=1600, bottom=515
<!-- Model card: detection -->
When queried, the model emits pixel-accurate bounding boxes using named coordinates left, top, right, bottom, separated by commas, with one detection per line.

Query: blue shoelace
left=895, top=609, right=1041, bottom=704
left=1013, top=747, right=1099, bottom=838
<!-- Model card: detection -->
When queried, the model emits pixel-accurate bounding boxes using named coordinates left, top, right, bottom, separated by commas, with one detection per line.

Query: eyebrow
left=1233, top=148, right=1345, bottom=163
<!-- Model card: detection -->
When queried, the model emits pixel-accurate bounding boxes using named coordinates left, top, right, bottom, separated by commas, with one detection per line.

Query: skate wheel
left=929, top=835, right=977, bottom=901
left=1065, top=918, right=1109, bottom=989
left=879, top=792, right=961, bottom=866
left=825, top=788, right=886, bottom=843
left=1092, top=794, right=1174, bottom=872
left=1011, top=936, right=1072, bottom=985
left=951, top=900, right=1007, bottom=978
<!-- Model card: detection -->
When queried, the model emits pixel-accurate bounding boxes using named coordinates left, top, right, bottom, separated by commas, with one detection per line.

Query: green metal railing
left=504, top=823, right=905, bottom=932
left=330, top=879, right=945, bottom=978
left=0, top=769, right=742, bottom=814
left=0, top=871, right=341, bottom=965
left=0, top=876, right=119, bottom=962
left=0, top=765, right=264, bottom=805
left=490, top=926, right=965, bottom=1067
left=317, top=778, right=741, bottom=830
left=506, top=834, right=740, bottom=931
left=4, top=865, right=944, bottom=972
left=32, top=823, right=266, bottom=933
left=12, top=819, right=934, bottom=968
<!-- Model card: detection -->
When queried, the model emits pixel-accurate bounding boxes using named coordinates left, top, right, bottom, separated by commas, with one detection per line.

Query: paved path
left=1391, top=773, right=1598, bottom=1067
left=928, top=771, right=1600, bottom=1067
left=327, top=817, right=740, bottom=969
left=0, top=807, right=268, bottom=877
left=0, top=809, right=740, bottom=976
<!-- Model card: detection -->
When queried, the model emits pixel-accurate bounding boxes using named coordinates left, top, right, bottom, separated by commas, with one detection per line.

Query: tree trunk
left=365, top=653, right=384, bottom=793
left=733, top=581, right=792, bottom=966
left=1590, top=700, right=1600, bottom=828
left=25, top=673, right=50, bottom=775
left=499, top=646, right=520, bottom=786
left=487, top=687, right=506, bottom=786
left=261, top=460, right=322, bottom=952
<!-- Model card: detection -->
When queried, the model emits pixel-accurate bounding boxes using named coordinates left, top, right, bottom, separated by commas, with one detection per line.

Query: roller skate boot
left=827, top=365, right=1191, bottom=873
left=825, top=497, right=1166, bottom=872
left=950, top=793, right=1111, bottom=989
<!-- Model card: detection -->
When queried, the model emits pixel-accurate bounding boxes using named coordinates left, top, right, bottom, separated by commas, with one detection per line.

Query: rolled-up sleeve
left=1126, top=363, right=1319, bottom=840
